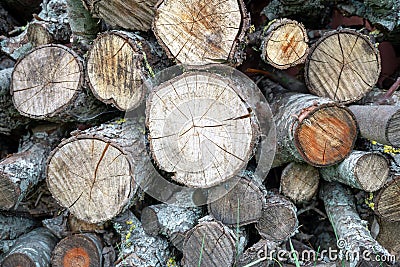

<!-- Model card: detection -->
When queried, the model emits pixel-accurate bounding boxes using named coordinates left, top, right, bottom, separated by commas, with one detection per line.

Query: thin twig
left=376, top=77, right=400, bottom=104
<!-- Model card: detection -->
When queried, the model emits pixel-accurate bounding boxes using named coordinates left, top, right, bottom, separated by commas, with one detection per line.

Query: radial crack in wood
left=153, top=0, right=250, bottom=65
left=305, top=29, right=381, bottom=104
left=146, top=71, right=258, bottom=188
left=261, top=18, right=309, bottom=69
left=47, top=119, right=147, bottom=223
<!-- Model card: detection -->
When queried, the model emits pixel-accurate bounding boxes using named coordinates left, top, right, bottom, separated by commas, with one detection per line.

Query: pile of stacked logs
left=0, top=0, right=399, bottom=266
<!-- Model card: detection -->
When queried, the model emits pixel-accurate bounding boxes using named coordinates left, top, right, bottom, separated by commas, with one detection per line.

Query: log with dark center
left=305, top=29, right=381, bottom=104
left=375, top=175, right=400, bottom=222
left=11, top=44, right=107, bottom=122
left=153, top=0, right=250, bottom=65
left=349, top=105, right=400, bottom=147
left=51, top=233, right=103, bottom=267
left=261, top=18, right=309, bottom=69
left=320, top=150, right=389, bottom=192
left=1, top=228, right=58, bottom=267
left=46, top=119, right=148, bottom=223
left=271, top=93, right=358, bottom=167
left=146, top=71, right=259, bottom=188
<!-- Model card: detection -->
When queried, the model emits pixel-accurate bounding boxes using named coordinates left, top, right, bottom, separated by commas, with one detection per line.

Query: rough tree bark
left=11, top=44, right=109, bottom=122
left=305, top=29, right=381, bottom=104
left=113, top=210, right=171, bottom=267
left=256, top=193, right=298, bottom=242
left=141, top=204, right=202, bottom=251
left=320, top=150, right=389, bottom=192
left=82, top=0, right=158, bottom=32
left=146, top=70, right=259, bottom=188
left=46, top=119, right=148, bottom=223
left=51, top=233, right=103, bottom=267
left=261, top=18, right=309, bottom=69
left=86, top=30, right=168, bottom=111
left=0, top=68, right=31, bottom=135
left=182, top=216, right=247, bottom=267
left=0, top=128, right=61, bottom=210
left=153, top=0, right=250, bottom=65
left=271, top=93, right=358, bottom=167
left=349, top=105, right=400, bottom=147
left=1, top=227, right=58, bottom=267
left=374, top=175, right=400, bottom=222
left=280, top=162, right=320, bottom=204
left=320, top=182, right=393, bottom=267
left=208, top=173, right=266, bottom=226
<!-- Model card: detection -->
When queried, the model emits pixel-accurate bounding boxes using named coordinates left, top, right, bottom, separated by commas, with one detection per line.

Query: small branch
left=377, top=77, right=400, bottom=104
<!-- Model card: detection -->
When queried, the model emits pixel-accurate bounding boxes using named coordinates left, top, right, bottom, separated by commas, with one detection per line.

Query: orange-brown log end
left=63, top=248, right=90, bottom=267
left=294, top=104, right=358, bottom=167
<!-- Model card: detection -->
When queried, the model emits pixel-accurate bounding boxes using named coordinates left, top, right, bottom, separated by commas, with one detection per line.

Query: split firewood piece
left=51, top=233, right=103, bottom=267
left=1, top=228, right=58, bottom=267
left=11, top=44, right=107, bottom=122
left=280, top=162, right=320, bottom=204
left=82, top=0, right=158, bottom=31
left=271, top=93, right=358, bottom=167
left=320, top=182, right=393, bottom=266
left=377, top=218, right=400, bottom=258
left=349, top=105, right=400, bottom=147
left=87, top=31, right=164, bottom=111
left=375, top=175, right=400, bottom=222
left=208, top=174, right=266, bottom=226
left=47, top=119, right=148, bottom=223
left=182, top=216, right=246, bottom=267
left=141, top=204, right=202, bottom=251
left=0, top=128, right=61, bottom=209
left=0, top=68, right=31, bottom=135
left=305, top=29, right=381, bottom=103
left=256, top=193, right=298, bottom=242
left=153, top=0, right=250, bottom=65
left=113, top=210, right=171, bottom=267
left=320, top=150, right=389, bottom=192
left=146, top=71, right=259, bottom=188
left=261, top=18, right=309, bottom=69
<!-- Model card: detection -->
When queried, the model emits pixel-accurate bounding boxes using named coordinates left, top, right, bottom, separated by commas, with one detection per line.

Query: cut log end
left=86, top=31, right=146, bottom=111
left=387, top=109, right=400, bottom=146
left=261, top=18, right=309, bottom=69
left=47, top=138, right=133, bottom=223
left=0, top=174, right=19, bottom=209
left=153, top=0, right=249, bottom=65
left=2, top=253, right=35, bottom=267
left=305, top=29, right=381, bottom=103
left=375, top=176, right=400, bottom=222
left=354, top=153, right=389, bottom=192
left=51, top=234, right=103, bottom=267
left=11, top=44, right=84, bottom=119
left=182, top=221, right=235, bottom=267
left=146, top=72, right=258, bottom=188
left=294, top=104, right=358, bottom=166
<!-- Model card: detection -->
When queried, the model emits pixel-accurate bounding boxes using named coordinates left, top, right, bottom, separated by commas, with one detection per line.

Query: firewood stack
left=0, top=0, right=399, bottom=266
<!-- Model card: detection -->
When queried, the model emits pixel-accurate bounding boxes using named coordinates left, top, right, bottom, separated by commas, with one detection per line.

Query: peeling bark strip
left=305, top=29, right=381, bottom=104
left=349, top=105, right=400, bottom=147
left=1, top=228, right=58, bottom=267
left=320, top=182, right=393, bottom=267
left=83, top=0, right=158, bottom=31
left=280, top=162, right=319, bottom=204
left=0, top=131, right=61, bottom=209
left=256, top=193, right=298, bottom=242
left=146, top=71, right=259, bottom=188
left=271, top=93, right=357, bottom=167
left=113, top=210, right=171, bottom=267
left=0, top=68, right=31, bottom=135
left=153, top=0, right=250, bottom=65
left=141, top=204, right=202, bottom=251
left=208, top=175, right=266, bottom=226
left=47, top=119, right=147, bottom=223
left=320, top=150, right=389, bottom=192
left=375, top=175, right=400, bottom=222
left=51, top=233, right=103, bottom=267
left=182, top=217, right=244, bottom=267
left=11, top=44, right=107, bottom=122
left=261, top=18, right=309, bottom=69
left=87, top=31, right=162, bottom=111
